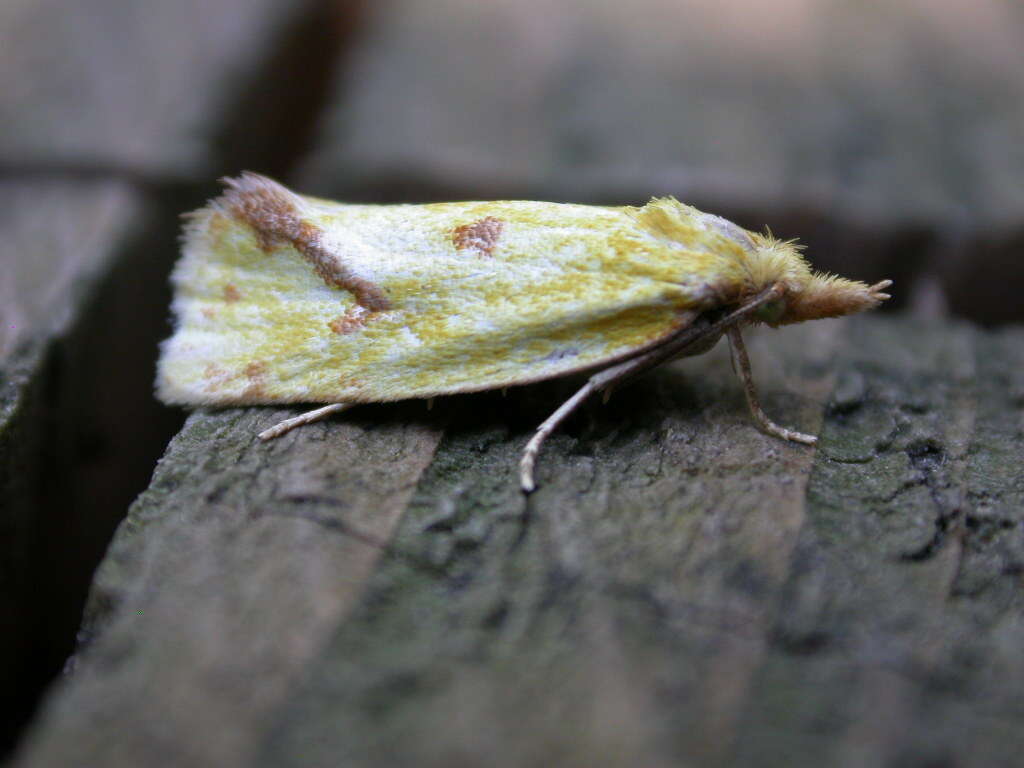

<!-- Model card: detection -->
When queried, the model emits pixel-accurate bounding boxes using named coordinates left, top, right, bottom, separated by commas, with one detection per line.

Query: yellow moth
left=157, top=173, right=891, bottom=491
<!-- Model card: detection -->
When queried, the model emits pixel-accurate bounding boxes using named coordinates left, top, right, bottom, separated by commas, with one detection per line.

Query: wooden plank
left=0, top=178, right=161, bottom=753
left=14, top=407, right=442, bottom=768
left=0, top=0, right=355, bottom=755
left=0, top=0, right=326, bottom=179
left=248, top=321, right=1024, bottom=768
left=311, top=0, right=1024, bottom=225
left=12, top=315, right=1024, bottom=767
left=0, top=181, right=143, bottom=360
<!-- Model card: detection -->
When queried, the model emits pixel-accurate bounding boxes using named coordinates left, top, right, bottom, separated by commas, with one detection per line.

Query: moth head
left=745, top=234, right=891, bottom=326
left=630, top=201, right=891, bottom=326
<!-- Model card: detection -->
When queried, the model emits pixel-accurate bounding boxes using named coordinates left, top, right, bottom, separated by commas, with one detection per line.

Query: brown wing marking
left=452, top=216, right=504, bottom=257
left=222, top=173, right=391, bottom=311
left=327, top=306, right=372, bottom=334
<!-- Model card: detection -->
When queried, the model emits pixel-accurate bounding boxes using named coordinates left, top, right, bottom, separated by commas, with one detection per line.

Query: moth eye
left=755, top=299, right=786, bottom=324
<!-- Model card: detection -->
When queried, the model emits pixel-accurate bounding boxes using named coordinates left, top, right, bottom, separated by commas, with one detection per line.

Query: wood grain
left=14, top=317, right=1024, bottom=767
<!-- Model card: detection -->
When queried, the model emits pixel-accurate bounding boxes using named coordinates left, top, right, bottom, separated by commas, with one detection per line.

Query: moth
left=157, top=173, right=891, bottom=491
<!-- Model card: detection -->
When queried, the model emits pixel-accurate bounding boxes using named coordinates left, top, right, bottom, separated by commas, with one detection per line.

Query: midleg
left=519, top=329, right=727, bottom=492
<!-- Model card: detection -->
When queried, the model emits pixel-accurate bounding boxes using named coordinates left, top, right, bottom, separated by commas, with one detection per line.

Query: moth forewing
left=158, top=175, right=707, bottom=407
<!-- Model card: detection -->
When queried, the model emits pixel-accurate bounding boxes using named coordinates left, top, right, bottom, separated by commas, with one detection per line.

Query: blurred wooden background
left=3, top=0, right=1023, bottom=766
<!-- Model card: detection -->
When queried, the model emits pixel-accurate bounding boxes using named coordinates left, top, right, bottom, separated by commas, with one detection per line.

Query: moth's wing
left=157, top=183, right=745, bottom=405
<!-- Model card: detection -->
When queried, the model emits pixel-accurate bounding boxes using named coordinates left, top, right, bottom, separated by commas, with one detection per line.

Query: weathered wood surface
left=0, top=0, right=328, bottom=179
left=9, top=0, right=1024, bottom=764
left=13, top=314, right=1024, bottom=767
left=0, top=177, right=170, bottom=753
left=0, top=0, right=356, bottom=753
left=315, top=0, right=1024, bottom=217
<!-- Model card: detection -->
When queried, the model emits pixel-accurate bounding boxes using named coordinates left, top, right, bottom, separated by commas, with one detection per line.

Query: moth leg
left=726, top=327, right=816, bottom=445
left=519, top=342, right=680, bottom=492
left=519, top=382, right=597, bottom=493
left=257, top=403, right=355, bottom=441
left=521, top=285, right=791, bottom=491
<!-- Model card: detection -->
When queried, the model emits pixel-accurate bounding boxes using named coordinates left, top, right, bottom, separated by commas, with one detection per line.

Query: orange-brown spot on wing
left=328, top=307, right=371, bottom=335
left=205, top=211, right=231, bottom=240
left=221, top=173, right=390, bottom=311
left=226, top=175, right=298, bottom=259
left=244, top=361, right=268, bottom=379
left=241, top=360, right=269, bottom=400
left=337, top=373, right=363, bottom=392
left=254, top=229, right=279, bottom=253
left=296, top=221, right=391, bottom=311
left=224, top=173, right=300, bottom=244
left=203, top=364, right=231, bottom=394
left=223, top=284, right=241, bottom=302
left=452, top=216, right=504, bottom=257
left=242, top=381, right=268, bottom=400
left=201, top=307, right=217, bottom=320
